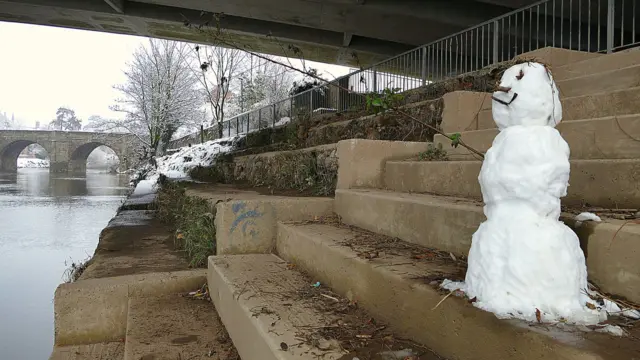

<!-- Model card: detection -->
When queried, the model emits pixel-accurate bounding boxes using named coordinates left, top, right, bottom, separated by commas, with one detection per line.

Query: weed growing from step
left=418, top=143, right=449, bottom=161
left=155, top=179, right=216, bottom=267
left=366, top=87, right=404, bottom=114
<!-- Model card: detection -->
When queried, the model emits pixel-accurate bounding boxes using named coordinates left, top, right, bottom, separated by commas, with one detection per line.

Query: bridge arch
left=68, top=142, right=127, bottom=173
left=0, top=140, right=52, bottom=172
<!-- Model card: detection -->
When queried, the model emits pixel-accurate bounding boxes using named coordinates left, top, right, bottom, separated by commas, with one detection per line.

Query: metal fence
left=170, top=0, right=639, bottom=148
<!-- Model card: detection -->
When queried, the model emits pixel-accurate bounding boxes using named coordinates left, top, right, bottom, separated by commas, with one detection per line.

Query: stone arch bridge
left=0, top=130, right=140, bottom=173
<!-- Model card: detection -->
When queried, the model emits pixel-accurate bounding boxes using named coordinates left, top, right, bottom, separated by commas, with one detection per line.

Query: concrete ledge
left=207, top=254, right=346, bottom=360
left=335, top=189, right=483, bottom=255
left=276, top=222, right=634, bottom=360
left=434, top=115, right=640, bottom=160
left=517, top=47, right=602, bottom=68
left=124, top=294, right=230, bottom=360
left=336, top=139, right=429, bottom=190
left=457, top=86, right=640, bottom=132
left=567, top=218, right=640, bottom=304
left=554, top=49, right=640, bottom=81
left=384, top=159, right=640, bottom=208
left=49, top=342, right=124, bottom=360
left=334, top=188, right=640, bottom=304
left=441, top=91, right=492, bottom=133
left=557, top=64, right=640, bottom=98
left=214, top=197, right=333, bottom=255
left=54, top=270, right=206, bottom=346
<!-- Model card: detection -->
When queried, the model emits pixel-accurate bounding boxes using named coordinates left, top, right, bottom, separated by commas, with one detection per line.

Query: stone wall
left=190, top=144, right=338, bottom=196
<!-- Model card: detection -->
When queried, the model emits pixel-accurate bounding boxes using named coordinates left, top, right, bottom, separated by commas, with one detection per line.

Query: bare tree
left=191, top=45, right=248, bottom=137
left=108, top=39, right=205, bottom=156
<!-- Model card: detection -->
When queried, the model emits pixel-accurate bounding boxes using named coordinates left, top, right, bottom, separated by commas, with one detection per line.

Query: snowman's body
left=463, top=62, right=602, bottom=324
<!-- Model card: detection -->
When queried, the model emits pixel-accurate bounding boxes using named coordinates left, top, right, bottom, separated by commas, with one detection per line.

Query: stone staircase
left=201, top=48, right=640, bottom=360
left=50, top=48, right=640, bottom=360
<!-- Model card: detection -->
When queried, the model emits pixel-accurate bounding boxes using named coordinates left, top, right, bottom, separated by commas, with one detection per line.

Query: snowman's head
left=491, top=62, right=562, bottom=130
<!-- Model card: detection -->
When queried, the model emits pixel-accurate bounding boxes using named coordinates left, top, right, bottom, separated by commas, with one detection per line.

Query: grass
left=62, top=255, right=92, bottom=283
left=154, top=178, right=216, bottom=267
left=417, top=143, right=449, bottom=161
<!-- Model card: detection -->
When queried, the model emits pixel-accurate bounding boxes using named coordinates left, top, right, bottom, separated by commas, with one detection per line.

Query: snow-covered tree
left=49, top=107, right=82, bottom=131
left=190, top=45, right=248, bottom=137
left=110, top=39, right=205, bottom=156
left=0, top=112, right=20, bottom=129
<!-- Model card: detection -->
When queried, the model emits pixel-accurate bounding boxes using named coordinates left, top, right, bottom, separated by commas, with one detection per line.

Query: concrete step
left=335, top=188, right=484, bottom=256
left=54, top=270, right=206, bottom=347
left=554, top=49, right=640, bottom=81
left=445, top=86, right=640, bottom=132
left=557, top=64, right=640, bottom=98
left=385, top=159, right=640, bottom=208
left=207, top=253, right=438, bottom=360
left=49, top=342, right=124, bottom=360
left=186, top=186, right=333, bottom=255
left=334, top=188, right=640, bottom=304
left=434, top=115, right=640, bottom=161
left=123, top=293, right=237, bottom=360
left=276, top=221, right=640, bottom=360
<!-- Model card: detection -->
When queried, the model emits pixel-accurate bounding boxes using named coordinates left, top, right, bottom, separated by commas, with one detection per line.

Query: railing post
left=492, top=21, right=499, bottom=64
left=606, top=0, right=615, bottom=53
left=258, top=109, right=262, bottom=129
left=372, top=67, right=378, bottom=93
left=421, top=46, right=427, bottom=86
left=272, top=104, right=277, bottom=127
left=309, top=90, right=313, bottom=117
left=200, top=124, right=204, bottom=143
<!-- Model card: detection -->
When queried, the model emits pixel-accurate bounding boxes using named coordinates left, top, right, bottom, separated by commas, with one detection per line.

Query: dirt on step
left=126, top=291, right=239, bottom=360
left=295, top=214, right=468, bottom=284
left=273, top=264, right=446, bottom=360
left=79, top=210, right=192, bottom=280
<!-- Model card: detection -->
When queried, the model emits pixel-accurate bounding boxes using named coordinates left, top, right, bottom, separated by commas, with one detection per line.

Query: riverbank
left=48, top=177, right=240, bottom=360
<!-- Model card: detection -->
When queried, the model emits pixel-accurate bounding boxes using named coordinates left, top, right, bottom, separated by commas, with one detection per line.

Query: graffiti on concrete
left=229, top=201, right=262, bottom=239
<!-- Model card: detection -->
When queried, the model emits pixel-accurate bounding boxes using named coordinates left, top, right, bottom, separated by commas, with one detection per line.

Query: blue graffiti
left=229, top=201, right=262, bottom=236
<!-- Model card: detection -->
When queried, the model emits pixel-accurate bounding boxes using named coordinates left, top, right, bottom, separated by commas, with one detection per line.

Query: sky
left=0, top=21, right=350, bottom=129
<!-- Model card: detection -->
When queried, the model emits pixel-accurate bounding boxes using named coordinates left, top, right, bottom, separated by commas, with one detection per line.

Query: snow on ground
left=130, top=135, right=243, bottom=194
left=574, top=212, right=602, bottom=226
left=274, top=116, right=291, bottom=127
left=17, top=158, right=49, bottom=168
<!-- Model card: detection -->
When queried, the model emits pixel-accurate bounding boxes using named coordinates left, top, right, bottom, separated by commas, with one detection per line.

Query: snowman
left=460, top=62, right=604, bottom=324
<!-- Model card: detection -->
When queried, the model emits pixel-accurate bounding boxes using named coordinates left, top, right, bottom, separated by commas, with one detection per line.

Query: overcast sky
left=0, top=21, right=350, bottom=128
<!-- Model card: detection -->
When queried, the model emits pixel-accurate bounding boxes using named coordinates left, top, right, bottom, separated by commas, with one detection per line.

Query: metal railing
left=170, top=0, right=639, bottom=148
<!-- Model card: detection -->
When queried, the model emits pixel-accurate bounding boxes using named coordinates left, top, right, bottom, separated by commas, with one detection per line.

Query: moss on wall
left=189, top=145, right=338, bottom=196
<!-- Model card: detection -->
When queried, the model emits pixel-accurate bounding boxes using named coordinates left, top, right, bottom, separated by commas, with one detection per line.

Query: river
left=0, top=168, right=130, bottom=360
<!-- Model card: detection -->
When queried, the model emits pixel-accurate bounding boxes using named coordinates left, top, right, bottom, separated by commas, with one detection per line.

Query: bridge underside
left=0, top=0, right=541, bottom=67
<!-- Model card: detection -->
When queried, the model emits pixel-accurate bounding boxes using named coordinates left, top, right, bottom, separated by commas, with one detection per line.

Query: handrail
left=170, top=0, right=637, bottom=148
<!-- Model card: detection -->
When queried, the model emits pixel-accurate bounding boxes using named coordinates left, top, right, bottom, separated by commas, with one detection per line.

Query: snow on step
left=49, top=342, right=124, bottom=360
left=124, top=293, right=236, bottom=360
left=275, top=221, right=639, bottom=360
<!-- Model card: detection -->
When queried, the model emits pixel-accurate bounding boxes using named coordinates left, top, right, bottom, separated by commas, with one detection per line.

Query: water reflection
left=0, top=168, right=129, bottom=360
